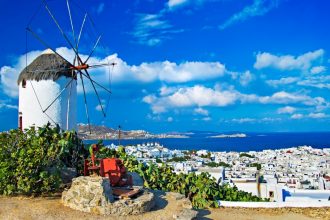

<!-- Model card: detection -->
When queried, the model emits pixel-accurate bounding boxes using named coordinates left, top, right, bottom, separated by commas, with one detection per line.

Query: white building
left=18, top=50, right=77, bottom=130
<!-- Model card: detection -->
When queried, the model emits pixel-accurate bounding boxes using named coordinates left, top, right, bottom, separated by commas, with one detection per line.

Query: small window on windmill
left=22, top=79, right=26, bottom=88
left=269, top=191, right=274, bottom=198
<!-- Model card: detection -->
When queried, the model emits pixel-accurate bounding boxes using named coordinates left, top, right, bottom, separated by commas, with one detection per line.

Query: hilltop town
left=107, top=142, right=330, bottom=202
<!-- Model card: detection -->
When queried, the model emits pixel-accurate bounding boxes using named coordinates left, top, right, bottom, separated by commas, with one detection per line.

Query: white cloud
left=0, top=102, right=18, bottom=110
left=60, top=47, right=228, bottom=84
left=277, top=106, right=296, bottom=114
left=239, top=70, right=254, bottom=86
left=0, top=66, right=19, bottom=98
left=261, top=117, right=282, bottom=122
left=143, top=85, right=239, bottom=113
left=166, top=0, right=209, bottom=10
left=0, top=49, right=43, bottom=98
left=0, top=47, right=231, bottom=98
left=310, top=66, right=326, bottom=74
left=146, top=114, right=161, bottom=121
left=230, top=117, right=281, bottom=123
left=95, top=99, right=106, bottom=112
left=194, top=107, right=209, bottom=116
left=257, top=91, right=326, bottom=107
left=167, top=0, right=189, bottom=9
left=202, top=116, right=211, bottom=121
left=132, top=13, right=183, bottom=46
left=291, top=112, right=328, bottom=120
left=266, top=77, right=299, bottom=87
left=95, top=104, right=103, bottom=112
left=297, top=75, right=330, bottom=90
left=96, top=3, right=105, bottom=14
left=291, top=114, right=303, bottom=119
left=254, top=49, right=324, bottom=71
left=167, top=116, right=174, bottom=122
left=143, top=85, right=327, bottom=114
left=219, top=0, right=280, bottom=30
left=231, top=118, right=256, bottom=123
left=159, top=85, right=178, bottom=96
left=308, top=112, right=328, bottom=119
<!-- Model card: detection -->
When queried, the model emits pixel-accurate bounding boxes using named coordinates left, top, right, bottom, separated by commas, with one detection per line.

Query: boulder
left=173, top=208, right=198, bottom=220
left=62, top=176, right=155, bottom=216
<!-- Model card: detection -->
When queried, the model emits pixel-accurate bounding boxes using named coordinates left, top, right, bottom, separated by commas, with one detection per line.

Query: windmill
left=19, top=0, right=114, bottom=133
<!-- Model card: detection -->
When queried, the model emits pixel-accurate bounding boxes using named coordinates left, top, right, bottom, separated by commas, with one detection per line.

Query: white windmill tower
left=19, top=0, right=114, bottom=132
left=18, top=49, right=77, bottom=130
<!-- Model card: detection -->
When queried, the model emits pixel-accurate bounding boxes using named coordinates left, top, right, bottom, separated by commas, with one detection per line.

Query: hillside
left=78, top=124, right=189, bottom=140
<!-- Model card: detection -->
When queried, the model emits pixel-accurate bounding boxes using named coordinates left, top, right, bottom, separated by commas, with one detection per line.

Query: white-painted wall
left=234, top=182, right=284, bottom=202
left=18, top=76, right=77, bottom=130
left=219, top=201, right=330, bottom=208
left=196, top=168, right=225, bottom=183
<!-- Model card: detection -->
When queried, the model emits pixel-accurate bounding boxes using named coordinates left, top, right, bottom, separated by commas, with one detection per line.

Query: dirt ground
left=0, top=194, right=329, bottom=220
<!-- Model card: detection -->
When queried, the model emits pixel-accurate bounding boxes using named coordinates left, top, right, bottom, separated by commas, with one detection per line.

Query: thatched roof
left=17, top=51, right=74, bottom=85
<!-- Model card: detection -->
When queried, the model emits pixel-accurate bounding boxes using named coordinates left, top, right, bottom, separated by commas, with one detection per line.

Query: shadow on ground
left=195, top=209, right=212, bottom=220
left=150, top=190, right=169, bottom=211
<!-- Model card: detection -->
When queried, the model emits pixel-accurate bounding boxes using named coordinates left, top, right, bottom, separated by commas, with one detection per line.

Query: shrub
left=250, top=163, right=261, bottom=170
left=239, top=153, right=254, bottom=158
left=0, top=124, right=85, bottom=195
left=205, top=161, right=231, bottom=168
left=94, top=144, right=268, bottom=208
left=167, top=156, right=191, bottom=162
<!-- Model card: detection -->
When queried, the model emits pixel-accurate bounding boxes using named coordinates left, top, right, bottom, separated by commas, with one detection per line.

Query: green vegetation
left=96, top=144, right=268, bottom=208
left=239, top=153, right=254, bottom=158
left=205, top=161, right=231, bottom=168
left=200, top=152, right=212, bottom=159
left=0, top=124, right=85, bottom=195
left=167, top=156, right=191, bottom=162
left=184, top=149, right=197, bottom=155
left=300, top=180, right=311, bottom=185
left=249, top=163, right=261, bottom=170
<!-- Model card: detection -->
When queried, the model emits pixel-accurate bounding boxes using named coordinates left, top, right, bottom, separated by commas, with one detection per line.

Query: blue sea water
left=87, top=132, right=330, bottom=152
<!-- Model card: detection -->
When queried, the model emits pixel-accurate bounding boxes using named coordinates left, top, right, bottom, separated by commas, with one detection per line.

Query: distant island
left=208, top=133, right=247, bottom=138
left=78, top=124, right=189, bottom=140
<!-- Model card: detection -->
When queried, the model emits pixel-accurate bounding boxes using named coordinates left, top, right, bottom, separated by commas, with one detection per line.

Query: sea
left=86, top=132, right=330, bottom=152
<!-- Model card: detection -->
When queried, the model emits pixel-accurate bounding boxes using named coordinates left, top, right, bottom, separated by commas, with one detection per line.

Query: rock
left=173, top=208, right=198, bottom=220
left=62, top=176, right=114, bottom=214
left=62, top=176, right=155, bottom=216
left=178, top=198, right=193, bottom=209
left=167, top=192, right=185, bottom=200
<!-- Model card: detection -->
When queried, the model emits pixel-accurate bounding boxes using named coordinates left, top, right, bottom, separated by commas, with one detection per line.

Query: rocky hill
left=78, top=124, right=189, bottom=140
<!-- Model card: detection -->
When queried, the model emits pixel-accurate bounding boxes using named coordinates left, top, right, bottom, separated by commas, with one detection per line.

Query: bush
left=250, top=163, right=261, bottom=170
left=239, top=153, right=254, bottom=158
left=205, top=161, right=231, bottom=168
left=0, top=124, right=85, bottom=195
left=95, top=144, right=267, bottom=208
left=167, top=156, right=191, bottom=162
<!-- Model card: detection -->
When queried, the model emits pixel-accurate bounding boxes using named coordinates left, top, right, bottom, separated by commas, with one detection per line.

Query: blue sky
left=1, top=0, right=330, bottom=132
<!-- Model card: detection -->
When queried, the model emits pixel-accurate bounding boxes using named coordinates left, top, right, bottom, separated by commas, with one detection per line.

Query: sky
left=0, top=0, right=330, bottom=132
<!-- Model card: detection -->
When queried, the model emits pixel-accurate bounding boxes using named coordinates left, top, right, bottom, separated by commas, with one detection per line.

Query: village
left=107, top=142, right=330, bottom=201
